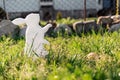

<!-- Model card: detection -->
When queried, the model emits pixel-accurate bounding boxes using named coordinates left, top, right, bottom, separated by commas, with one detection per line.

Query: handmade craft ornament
left=12, top=13, right=52, bottom=57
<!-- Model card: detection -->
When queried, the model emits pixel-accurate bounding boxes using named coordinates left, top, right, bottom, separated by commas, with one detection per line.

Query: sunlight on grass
left=0, top=32, right=120, bottom=79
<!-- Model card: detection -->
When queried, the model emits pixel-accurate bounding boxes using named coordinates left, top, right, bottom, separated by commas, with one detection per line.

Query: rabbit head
left=25, top=13, right=40, bottom=26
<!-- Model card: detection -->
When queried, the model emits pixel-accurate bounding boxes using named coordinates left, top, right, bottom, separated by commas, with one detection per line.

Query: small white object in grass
left=87, top=52, right=99, bottom=60
left=12, top=13, right=52, bottom=57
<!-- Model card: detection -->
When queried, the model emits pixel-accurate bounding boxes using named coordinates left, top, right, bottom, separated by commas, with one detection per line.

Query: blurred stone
left=0, top=19, right=2, bottom=22
left=0, top=7, right=6, bottom=19
left=84, top=20, right=98, bottom=33
left=112, top=19, right=120, bottom=25
left=54, top=24, right=72, bottom=37
left=0, top=20, right=19, bottom=38
left=73, top=20, right=98, bottom=36
left=108, top=23, right=120, bottom=32
left=45, top=20, right=57, bottom=37
left=45, top=27, right=55, bottom=37
left=97, top=16, right=113, bottom=24
left=68, top=24, right=74, bottom=33
left=73, top=21, right=83, bottom=35
left=111, top=15, right=120, bottom=20
left=19, top=25, right=27, bottom=37
left=111, top=15, right=120, bottom=24
left=97, top=16, right=113, bottom=30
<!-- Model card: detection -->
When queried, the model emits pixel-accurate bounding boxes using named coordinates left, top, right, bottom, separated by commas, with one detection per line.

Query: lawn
left=0, top=31, right=120, bottom=80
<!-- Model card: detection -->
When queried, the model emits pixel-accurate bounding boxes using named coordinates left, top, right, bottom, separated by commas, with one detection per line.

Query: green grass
left=41, top=17, right=97, bottom=25
left=0, top=32, right=120, bottom=80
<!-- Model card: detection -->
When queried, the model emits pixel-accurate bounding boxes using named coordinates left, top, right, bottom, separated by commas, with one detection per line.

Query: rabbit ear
left=12, top=18, right=26, bottom=25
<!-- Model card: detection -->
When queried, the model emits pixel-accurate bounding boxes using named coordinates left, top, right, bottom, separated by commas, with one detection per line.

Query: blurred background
left=0, top=0, right=118, bottom=20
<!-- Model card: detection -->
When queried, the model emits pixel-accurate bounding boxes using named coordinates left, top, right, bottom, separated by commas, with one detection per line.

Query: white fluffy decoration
left=12, top=13, right=52, bottom=57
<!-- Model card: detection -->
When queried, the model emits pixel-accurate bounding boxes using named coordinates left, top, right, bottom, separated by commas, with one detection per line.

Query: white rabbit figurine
left=12, top=13, right=52, bottom=57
